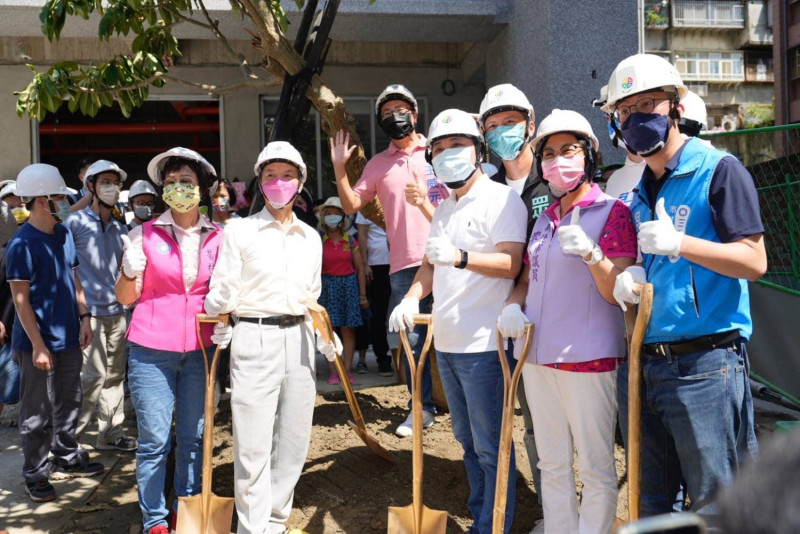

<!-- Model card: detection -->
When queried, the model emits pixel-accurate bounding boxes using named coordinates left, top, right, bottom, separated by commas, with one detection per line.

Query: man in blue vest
left=606, top=54, right=766, bottom=522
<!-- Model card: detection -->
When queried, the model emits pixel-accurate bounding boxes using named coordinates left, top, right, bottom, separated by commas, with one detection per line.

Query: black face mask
left=379, top=113, right=415, bottom=140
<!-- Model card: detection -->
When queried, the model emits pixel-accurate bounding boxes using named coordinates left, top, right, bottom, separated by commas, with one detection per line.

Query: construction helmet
left=425, top=109, right=484, bottom=163
left=15, top=164, right=74, bottom=198
left=254, top=141, right=307, bottom=182
left=0, top=181, right=16, bottom=200
left=678, top=90, right=708, bottom=136
left=602, top=54, right=687, bottom=114
left=147, top=147, right=217, bottom=186
left=531, top=109, right=599, bottom=185
left=375, top=84, right=418, bottom=118
left=478, top=83, right=534, bottom=127
left=85, top=160, right=128, bottom=183
left=128, top=180, right=158, bottom=200
left=592, top=85, right=609, bottom=109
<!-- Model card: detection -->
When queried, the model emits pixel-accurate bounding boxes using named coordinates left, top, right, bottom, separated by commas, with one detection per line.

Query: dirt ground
left=53, top=381, right=789, bottom=534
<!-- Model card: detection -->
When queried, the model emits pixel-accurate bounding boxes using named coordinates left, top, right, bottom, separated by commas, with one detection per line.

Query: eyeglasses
left=541, top=143, right=583, bottom=162
left=380, top=106, right=412, bottom=120
left=614, top=97, right=671, bottom=123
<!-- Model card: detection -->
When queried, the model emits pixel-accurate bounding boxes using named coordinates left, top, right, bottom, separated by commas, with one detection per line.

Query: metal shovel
left=305, top=299, right=394, bottom=462
left=175, top=314, right=235, bottom=534
left=493, top=323, right=534, bottom=534
left=388, top=314, right=448, bottom=534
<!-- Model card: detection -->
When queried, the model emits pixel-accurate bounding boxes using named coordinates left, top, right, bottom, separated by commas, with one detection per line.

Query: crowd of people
left=0, top=51, right=767, bottom=534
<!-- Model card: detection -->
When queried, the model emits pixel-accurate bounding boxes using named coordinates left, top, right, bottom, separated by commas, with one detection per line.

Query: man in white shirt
left=389, top=110, right=527, bottom=534
left=204, top=142, right=340, bottom=534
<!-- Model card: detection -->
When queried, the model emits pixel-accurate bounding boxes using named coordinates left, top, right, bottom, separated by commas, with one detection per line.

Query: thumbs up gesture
left=120, top=234, right=147, bottom=279
left=425, top=220, right=459, bottom=267
left=404, top=169, right=428, bottom=207
left=557, top=206, right=595, bottom=258
left=638, top=198, right=683, bottom=257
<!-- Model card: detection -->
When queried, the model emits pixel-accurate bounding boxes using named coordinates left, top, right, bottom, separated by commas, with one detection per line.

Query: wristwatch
left=583, top=244, right=604, bottom=266
left=455, top=249, right=469, bottom=269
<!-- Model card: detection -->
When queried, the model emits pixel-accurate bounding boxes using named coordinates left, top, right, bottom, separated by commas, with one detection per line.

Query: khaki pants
left=230, top=320, right=316, bottom=534
left=76, top=314, right=128, bottom=445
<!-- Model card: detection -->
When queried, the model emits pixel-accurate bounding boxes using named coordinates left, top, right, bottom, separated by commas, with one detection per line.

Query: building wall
left=0, top=66, right=34, bottom=181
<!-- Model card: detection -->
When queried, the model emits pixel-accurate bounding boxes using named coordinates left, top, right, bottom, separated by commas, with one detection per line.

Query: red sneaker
left=148, top=525, right=169, bottom=534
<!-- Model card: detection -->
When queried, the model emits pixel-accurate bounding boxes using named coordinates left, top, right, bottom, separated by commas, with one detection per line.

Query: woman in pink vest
left=498, top=110, right=638, bottom=534
left=115, top=147, right=223, bottom=534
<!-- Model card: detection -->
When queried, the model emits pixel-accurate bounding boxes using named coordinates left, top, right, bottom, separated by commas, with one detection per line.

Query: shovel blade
left=176, top=494, right=235, bottom=534
left=387, top=504, right=447, bottom=534
left=346, top=421, right=394, bottom=462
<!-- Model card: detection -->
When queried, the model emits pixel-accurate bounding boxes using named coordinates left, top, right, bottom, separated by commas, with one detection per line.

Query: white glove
left=613, top=265, right=647, bottom=312
left=120, top=234, right=147, bottom=279
left=497, top=303, right=527, bottom=338
left=638, top=198, right=683, bottom=257
left=316, top=331, right=343, bottom=362
left=557, top=206, right=594, bottom=257
left=204, top=286, right=232, bottom=316
left=388, top=297, right=419, bottom=332
left=211, top=322, right=233, bottom=349
left=426, top=221, right=458, bottom=267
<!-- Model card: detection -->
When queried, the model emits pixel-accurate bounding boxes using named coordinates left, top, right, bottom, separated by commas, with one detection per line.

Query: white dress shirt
left=207, top=208, right=322, bottom=317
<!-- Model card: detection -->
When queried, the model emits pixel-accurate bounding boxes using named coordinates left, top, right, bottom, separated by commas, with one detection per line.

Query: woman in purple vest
left=115, top=147, right=224, bottom=534
left=498, top=110, right=637, bottom=534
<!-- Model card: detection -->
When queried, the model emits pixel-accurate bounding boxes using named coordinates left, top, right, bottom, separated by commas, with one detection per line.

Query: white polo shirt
left=430, top=174, right=527, bottom=353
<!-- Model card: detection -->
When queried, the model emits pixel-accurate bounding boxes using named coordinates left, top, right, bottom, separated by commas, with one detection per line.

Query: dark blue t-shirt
left=6, top=223, right=80, bottom=353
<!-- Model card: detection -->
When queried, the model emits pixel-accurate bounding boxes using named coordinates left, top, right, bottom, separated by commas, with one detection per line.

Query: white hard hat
left=128, top=179, right=158, bottom=200
left=531, top=109, right=599, bottom=153
left=254, top=141, right=307, bottom=182
left=593, top=85, right=609, bottom=108
left=375, top=84, right=418, bottom=117
left=679, top=90, right=708, bottom=130
left=478, top=83, right=534, bottom=127
left=602, top=54, right=687, bottom=113
left=85, top=159, right=128, bottom=183
left=147, top=147, right=217, bottom=185
left=427, top=109, right=482, bottom=145
left=0, top=181, right=16, bottom=199
left=15, top=163, right=75, bottom=198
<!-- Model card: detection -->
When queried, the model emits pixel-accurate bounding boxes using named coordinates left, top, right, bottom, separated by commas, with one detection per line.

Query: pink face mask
left=262, top=179, right=299, bottom=209
left=541, top=156, right=585, bottom=192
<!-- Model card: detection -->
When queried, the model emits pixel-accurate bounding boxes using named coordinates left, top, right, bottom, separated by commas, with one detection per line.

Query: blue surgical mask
left=48, top=198, right=71, bottom=222
left=324, top=214, right=343, bottom=227
left=620, top=112, right=671, bottom=157
left=486, top=124, right=527, bottom=161
left=432, top=146, right=478, bottom=189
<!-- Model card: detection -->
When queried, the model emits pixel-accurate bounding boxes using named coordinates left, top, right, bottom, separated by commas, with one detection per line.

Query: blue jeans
left=389, top=266, right=436, bottom=414
left=436, top=350, right=514, bottom=534
left=0, top=342, right=20, bottom=404
left=128, top=344, right=208, bottom=532
left=617, top=341, right=757, bottom=521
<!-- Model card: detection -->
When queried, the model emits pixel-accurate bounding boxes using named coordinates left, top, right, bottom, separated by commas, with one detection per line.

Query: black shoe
left=25, top=480, right=56, bottom=502
left=378, top=360, right=394, bottom=377
left=96, top=436, right=138, bottom=452
left=50, top=460, right=104, bottom=480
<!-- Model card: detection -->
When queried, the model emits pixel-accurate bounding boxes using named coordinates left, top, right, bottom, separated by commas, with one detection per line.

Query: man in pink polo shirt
left=330, top=84, right=448, bottom=437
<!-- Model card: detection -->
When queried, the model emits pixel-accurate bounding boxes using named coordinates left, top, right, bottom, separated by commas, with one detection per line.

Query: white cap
left=128, top=179, right=158, bottom=200
left=15, top=163, right=75, bottom=198
left=531, top=109, right=599, bottom=152
left=147, top=147, right=217, bottom=185
left=679, top=90, right=708, bottom=130
left=603, top=54, right=687, bottom=113
left=375, top=84, right=418, bottom=117
left=254, top=141, right=307, bottom=182
left=478, top=83, right=534, bottom=127
left=85, top=159, right=128, bottom=183
left=427, top=109, right=482, bottom=145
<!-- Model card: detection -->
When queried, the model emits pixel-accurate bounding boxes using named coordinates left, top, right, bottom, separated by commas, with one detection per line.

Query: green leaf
left=103, top=65, right=119, bottom=85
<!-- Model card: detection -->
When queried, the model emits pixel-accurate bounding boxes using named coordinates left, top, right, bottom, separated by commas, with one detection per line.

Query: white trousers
left=522, top=364, right=618, bottom=534
left=230, top=320, right=316, bottom=534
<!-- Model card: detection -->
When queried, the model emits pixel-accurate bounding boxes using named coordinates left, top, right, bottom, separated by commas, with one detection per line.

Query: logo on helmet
left=442, top=115, right=452, bottom=124
left=621, top=77, right=634, bottom=92
left=493, top=89, right=504, bottom=99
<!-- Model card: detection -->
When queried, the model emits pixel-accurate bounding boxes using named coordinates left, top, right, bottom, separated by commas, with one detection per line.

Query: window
left=791, top=47, right=800, bottom=80
left=260, top=96, right=428, bottom=200
left=686, top=82, right=709, bottom=97
left=673, top=51, right=745, bottom=82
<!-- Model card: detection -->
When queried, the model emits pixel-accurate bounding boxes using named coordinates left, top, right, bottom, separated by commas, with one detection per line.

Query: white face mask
left=97, top=184, right=121, bottom=206
left=431, top=145, right=477, bottom=188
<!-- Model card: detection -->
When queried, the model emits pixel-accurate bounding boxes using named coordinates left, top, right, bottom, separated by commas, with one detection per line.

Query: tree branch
left=195, top=0, right=257, bottom=80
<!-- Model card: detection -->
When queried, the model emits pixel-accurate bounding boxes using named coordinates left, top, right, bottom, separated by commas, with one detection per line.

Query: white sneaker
left=529, top=518, right=545, bottom=534
left=395, top=410, right=436, bottom=437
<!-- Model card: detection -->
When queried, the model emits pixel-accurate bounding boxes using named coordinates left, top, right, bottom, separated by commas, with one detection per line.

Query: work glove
left=388, top=297, right=419, bottom=332
left=557, top=206, right=595, bottom=257
left=316, top=331, right=343, bottom=362
left=613, top=265, right=647, bottom=312
left=211, top=322, right=233, bottom=349
left=425, top=221, right=458, bottom=267
left=497, top=303, right=527, bottom=338
left=638, top=198, right=683, bottom=257
left=120, top=234, right=146, bottom=279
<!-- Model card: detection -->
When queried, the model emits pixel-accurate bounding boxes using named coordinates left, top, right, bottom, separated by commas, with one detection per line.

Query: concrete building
left=0, top=0, right=638, bottom=196
left=644, top=0, right=775, bottom=131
